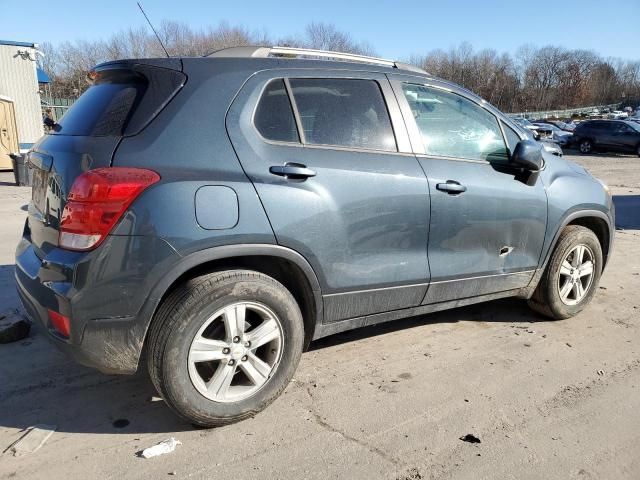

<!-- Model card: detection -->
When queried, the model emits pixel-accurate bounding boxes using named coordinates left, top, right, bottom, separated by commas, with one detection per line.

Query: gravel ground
left=0, top=151, right=638, bottom=480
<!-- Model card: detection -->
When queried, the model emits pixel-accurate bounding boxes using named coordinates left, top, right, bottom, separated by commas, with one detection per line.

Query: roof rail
left=206, top=46, right=428, bottom=74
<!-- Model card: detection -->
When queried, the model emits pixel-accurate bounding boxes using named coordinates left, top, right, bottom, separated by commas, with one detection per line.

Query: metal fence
left=40, top=96, right=75, bottom=122
left=509, top=103, right=621, bottom=120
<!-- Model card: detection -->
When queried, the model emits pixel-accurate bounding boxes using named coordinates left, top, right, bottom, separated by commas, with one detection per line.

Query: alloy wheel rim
left=188, top=301, right=284, bottom=403
left=580, top=141, right=591, bottom=153
left=557, top=244, right=595, bottom=306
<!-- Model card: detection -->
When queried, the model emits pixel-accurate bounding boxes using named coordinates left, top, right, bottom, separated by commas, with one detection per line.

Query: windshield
left=535, top=123, right=559, bottom=132
left=513, top=117, right=533, bottom=127
left=513, top=123, right=535, bottom=140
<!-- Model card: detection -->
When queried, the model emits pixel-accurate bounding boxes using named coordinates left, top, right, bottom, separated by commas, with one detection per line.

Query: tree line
left=40, top=21, right=640, bottom=114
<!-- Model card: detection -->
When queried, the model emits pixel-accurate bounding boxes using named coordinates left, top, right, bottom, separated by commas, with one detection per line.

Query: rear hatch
left=27, top=59, right=185, bottom=258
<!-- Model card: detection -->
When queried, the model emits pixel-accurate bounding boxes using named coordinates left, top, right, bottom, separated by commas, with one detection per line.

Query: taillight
left=59, top=167, right=160, bottom=251
left=48, top=309, right=71, bottom=338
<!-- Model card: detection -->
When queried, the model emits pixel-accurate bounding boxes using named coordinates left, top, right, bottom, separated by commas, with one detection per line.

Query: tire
left=578, top=139, right=593, bottom=154
left=147, top=270, right=304, bottom=427
left=528, top=225, right=603, bottom=320
left=636, top=144, right=640, bottom=157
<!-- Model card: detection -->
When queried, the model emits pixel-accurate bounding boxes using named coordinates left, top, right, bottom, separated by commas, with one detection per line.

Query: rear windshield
left=52, top=65, right=184, bottom=137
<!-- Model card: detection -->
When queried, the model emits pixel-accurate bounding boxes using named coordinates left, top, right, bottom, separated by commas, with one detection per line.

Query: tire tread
left=147, top=270, right=301, bottom=427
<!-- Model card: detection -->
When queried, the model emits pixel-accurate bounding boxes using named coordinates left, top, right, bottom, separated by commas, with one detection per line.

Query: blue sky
left=3, top=0, right=639, bottom=60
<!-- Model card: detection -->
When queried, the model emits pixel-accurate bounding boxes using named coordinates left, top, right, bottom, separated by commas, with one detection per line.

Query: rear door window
left=288, top=78, right=397, bottom=152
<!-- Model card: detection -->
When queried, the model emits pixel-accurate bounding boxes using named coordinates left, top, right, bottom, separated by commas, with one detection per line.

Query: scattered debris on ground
left=396, top=467, right=423, bottom=480
left=597, top=370, right=605, bottom=376
left=459, top=434, right=481, bottom=444
left=8, top=425, right=56, bottom=456
left=138, top=438, right=182, bottom=459
left=0, top=309, right=31, bottom=344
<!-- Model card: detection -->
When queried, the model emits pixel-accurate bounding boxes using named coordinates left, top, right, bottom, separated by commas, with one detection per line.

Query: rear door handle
left=436, top=180, right=467, bottom=194
left=269, top=163, right=316, bottom=179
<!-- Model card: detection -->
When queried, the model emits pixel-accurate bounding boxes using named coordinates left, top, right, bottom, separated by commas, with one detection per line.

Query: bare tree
left=39, top=23, right=640, bottom=112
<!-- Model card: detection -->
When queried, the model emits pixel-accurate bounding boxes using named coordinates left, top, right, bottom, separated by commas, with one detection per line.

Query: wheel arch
left=136, top=244, right=324, bottom=366
left=566, top=215, right=611, bottom=267
left=524, top=209, right=613, bottom=298
left=551, top=210, right=612, bottom=269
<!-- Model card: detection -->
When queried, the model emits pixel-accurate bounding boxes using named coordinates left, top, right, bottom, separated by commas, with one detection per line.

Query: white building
left=0, top=40, right=45, bottom=155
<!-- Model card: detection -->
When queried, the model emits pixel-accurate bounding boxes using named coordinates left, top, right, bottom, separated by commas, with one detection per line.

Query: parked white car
left=609, top=111, right=628, bottom=119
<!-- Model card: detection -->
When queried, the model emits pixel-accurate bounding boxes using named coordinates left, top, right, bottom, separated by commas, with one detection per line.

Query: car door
left=389, top=76, right=548, bottom=303
left=591, top=121, right=613, bottom=148
left=609, top=122, right=639, bottom=152
left=227, top=70, right=431, bottom=322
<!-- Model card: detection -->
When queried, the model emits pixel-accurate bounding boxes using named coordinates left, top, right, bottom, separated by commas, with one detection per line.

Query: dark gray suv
left=16, top=47, right=614, bottom=426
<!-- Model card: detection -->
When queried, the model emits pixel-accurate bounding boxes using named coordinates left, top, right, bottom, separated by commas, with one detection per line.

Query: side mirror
left=511, top=140, right=544, bottom=171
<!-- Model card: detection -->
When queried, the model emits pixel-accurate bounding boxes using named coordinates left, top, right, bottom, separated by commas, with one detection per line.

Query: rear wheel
left=636, top=143, right=640, bottom=157
left=147, top=270, right=304, bottom=427
left=528, top=226, right=602, bottom=319
left=579, top=139, right=593, bottom=154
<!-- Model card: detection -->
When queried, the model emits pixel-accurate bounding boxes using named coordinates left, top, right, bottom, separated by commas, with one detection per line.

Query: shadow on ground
left=613, top=195, right=640, bottom=229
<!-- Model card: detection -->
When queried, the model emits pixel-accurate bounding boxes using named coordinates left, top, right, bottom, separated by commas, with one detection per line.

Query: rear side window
left=401, top=83, right=509, bottom=162
left=53, top=66, right=184, bottom=137
left=288, top=78, right=397, bottom=151
left=254, top=79, right=299, bottom=142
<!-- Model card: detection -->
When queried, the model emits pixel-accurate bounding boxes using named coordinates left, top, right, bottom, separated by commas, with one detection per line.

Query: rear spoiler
left=88, top=58, right=183, bottom=85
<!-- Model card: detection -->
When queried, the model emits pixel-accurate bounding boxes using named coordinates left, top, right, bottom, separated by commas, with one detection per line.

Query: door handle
left=436, top=180, right=467, bottom=194
left=269, top=163, right=316, bottom=179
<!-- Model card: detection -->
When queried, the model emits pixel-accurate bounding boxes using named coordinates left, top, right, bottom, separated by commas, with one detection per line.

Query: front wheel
left=147, top=270, right=304, bottom=427
left=578, top=139, right=593, bottom=154
left=528, top=226, right=603, bottom=319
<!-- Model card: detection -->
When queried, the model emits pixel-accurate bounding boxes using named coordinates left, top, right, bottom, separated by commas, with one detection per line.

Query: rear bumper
left=16, top=270, right=140, bottom=374
left=14, top=233, right=178, bottom=374
left=15, top=244, right=141, bottom=374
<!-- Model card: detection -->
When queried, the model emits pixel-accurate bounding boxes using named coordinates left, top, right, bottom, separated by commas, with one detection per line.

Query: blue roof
left=0, top=39, right=37, bottom=48
left=37, top=68, right=50, bottom=83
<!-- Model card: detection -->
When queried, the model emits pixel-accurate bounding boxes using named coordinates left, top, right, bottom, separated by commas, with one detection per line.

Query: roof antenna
left=137, top=2, right=170, bottom=58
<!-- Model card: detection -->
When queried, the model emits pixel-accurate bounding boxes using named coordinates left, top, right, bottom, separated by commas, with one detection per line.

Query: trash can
left=10, top=154, right=33, bottom=187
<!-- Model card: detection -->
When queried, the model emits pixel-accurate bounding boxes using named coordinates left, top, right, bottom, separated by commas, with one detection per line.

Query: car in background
left=537, top=119, right=576, bottom=132
left=513, top=123, right=563, bottom=156
left=608, top=111, right=628, bottom=120
left=572, top=119, right=640, bottom=156
left=511, top=117, right=553, bottom=140
left=532, top=123, right=573, bottom=147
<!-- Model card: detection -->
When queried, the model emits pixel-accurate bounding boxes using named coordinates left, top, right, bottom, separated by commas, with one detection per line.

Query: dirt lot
left=0, top=152, right=639, bottom=480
